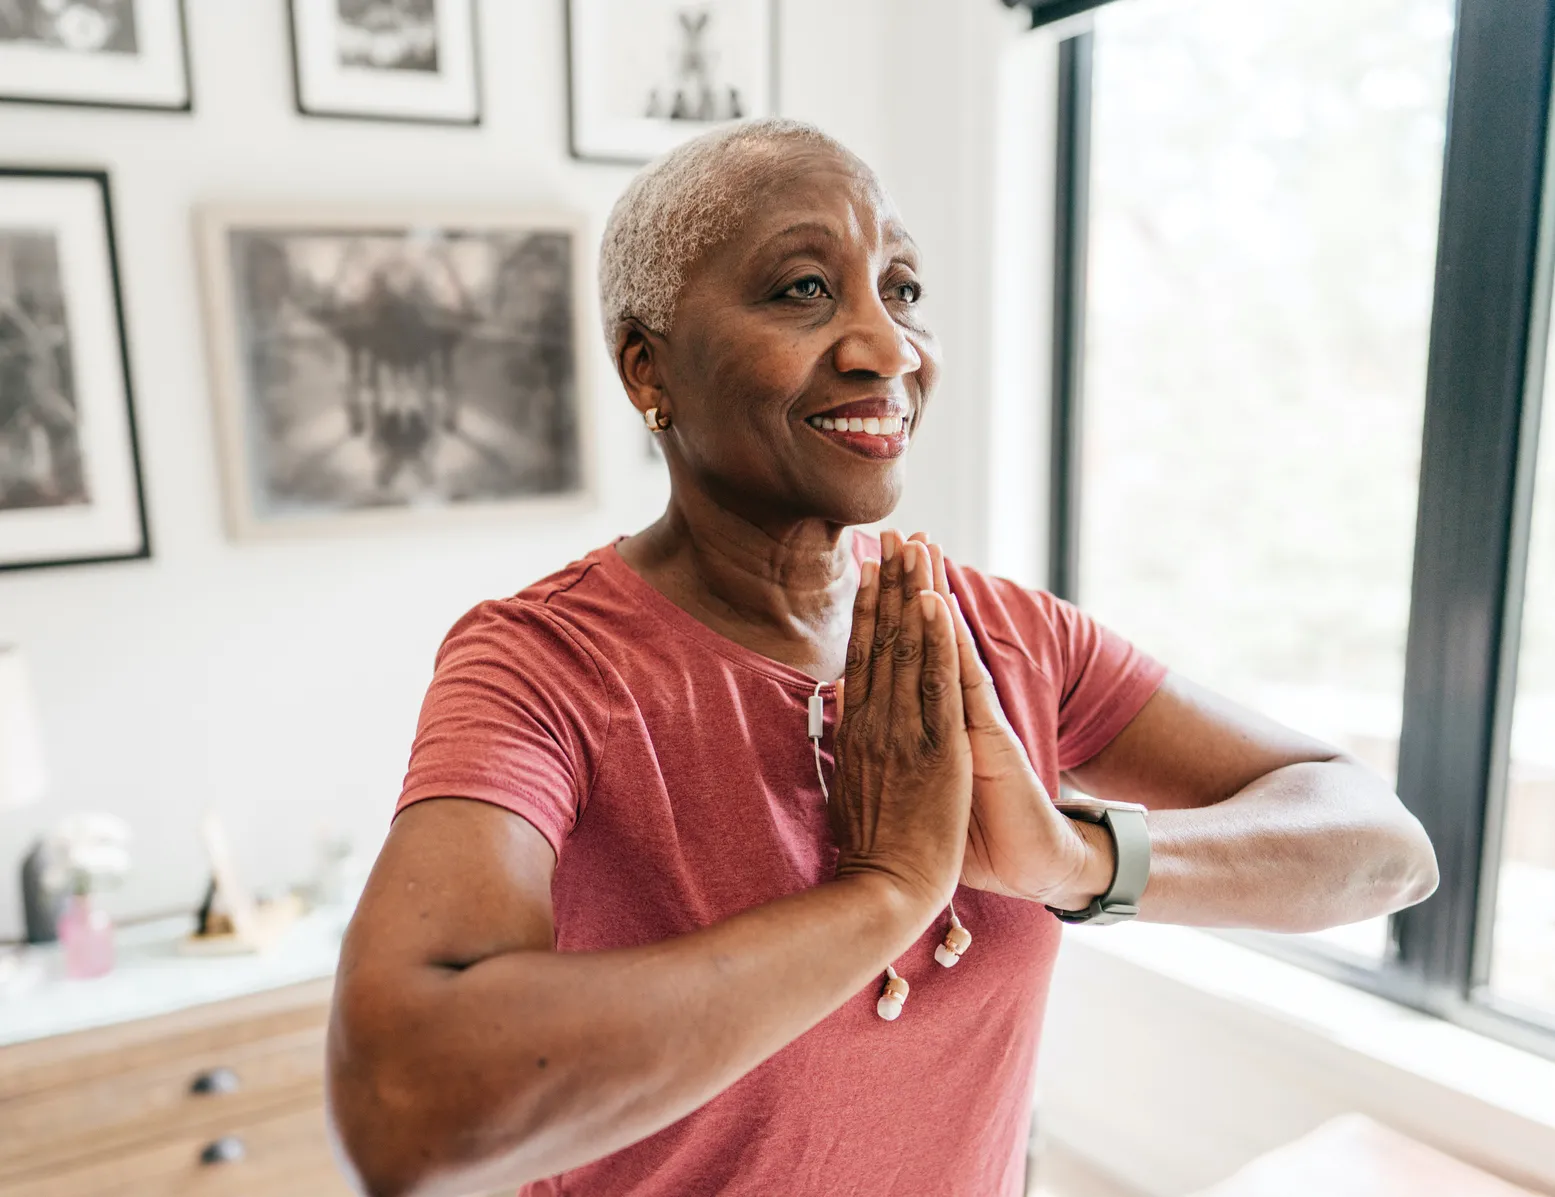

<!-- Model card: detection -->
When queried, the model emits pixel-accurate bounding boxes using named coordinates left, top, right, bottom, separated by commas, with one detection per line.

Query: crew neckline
left=593, top=532, right=878, bottom=693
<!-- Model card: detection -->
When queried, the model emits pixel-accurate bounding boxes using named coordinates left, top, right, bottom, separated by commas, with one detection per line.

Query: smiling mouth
left=802, top=406, right=913, bottom=460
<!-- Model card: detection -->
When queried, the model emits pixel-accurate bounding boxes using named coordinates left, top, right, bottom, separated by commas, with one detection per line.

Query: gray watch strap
left=1045, top=802, right=1150, bottom=926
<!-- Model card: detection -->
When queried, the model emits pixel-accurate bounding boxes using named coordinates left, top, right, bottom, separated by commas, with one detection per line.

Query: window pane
left=1080, top=0, right=1454, bottom=957
left=1488, top=339, right=1555, bottom=1019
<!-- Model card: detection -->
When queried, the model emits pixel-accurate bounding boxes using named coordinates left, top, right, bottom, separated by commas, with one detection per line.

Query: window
left=1031, top=0, right=1555, bottom=1057
left=1079, top=0, right=1454, bottom=959
left=1489, top=331, right=1555, bottom=1022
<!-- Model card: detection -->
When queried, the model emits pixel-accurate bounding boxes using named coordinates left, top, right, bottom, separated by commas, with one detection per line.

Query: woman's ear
left=615, top=319, right=670, bottom=424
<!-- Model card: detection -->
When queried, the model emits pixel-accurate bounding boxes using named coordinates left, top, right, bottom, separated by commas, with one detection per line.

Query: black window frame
left=1032, top=0, right=1555, bottom=1061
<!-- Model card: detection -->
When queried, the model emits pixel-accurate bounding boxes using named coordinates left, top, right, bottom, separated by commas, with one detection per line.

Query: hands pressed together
left=830, top=530, right=1111, bottom=915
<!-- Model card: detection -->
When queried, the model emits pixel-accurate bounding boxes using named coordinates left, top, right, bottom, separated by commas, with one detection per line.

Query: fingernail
left=862, top=559, right=878, bottom=585
left=881, top=532, right=897, bottom=562
left=901, top=541, right=917, bottom=568
left=920, top=593, right=938, bottom=621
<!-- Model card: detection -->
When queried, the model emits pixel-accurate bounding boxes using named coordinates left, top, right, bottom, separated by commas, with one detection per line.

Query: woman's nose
left=832, top=295, right=923, bottom=379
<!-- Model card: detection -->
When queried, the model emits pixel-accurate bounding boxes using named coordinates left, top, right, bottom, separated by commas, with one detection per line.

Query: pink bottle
left=59, top=893, right=114, bottom=980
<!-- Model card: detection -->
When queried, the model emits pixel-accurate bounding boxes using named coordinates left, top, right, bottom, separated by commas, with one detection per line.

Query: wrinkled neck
left=617, top=488, right=859, bottom=677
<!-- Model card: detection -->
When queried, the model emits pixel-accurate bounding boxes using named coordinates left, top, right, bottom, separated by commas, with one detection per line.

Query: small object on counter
left=181, top=891, right=303, bottom=956
left=24, top=812, right=132, bottom=948
left=20, top=843, right=67, bottom=944
left=59, top=892, right=114, bottom=980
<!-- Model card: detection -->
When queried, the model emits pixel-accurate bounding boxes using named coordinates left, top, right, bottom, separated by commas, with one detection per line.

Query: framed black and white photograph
left=288, top=0, right=481, bottom=125
left=196, top=206, right=592, bottom=541
left=0, top=0, right=190, bottom=112
left=0, top=169, right=150, bottom=572
left=567, top=0, right=777, bottom=164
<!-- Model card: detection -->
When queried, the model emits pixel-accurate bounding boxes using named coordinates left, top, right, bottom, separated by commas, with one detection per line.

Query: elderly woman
left=327, top=119, right=1438, bottom=1197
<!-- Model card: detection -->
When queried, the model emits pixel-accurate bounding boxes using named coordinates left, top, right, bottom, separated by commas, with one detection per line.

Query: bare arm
left=328, top=802, right=935, bottom=1197
left=327, top=546, right=972, bottom=1197
left=1063, top=673, right=1439, bottom=932
left=907, top=533, right=1437, bottom=933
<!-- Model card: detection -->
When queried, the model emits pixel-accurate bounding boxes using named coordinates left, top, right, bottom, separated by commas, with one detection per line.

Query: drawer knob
left=199, top=1136, right=246, bottom=1166
left=190, top=1066, right=240, bottom=1095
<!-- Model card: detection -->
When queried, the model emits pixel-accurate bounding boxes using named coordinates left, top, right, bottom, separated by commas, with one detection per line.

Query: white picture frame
left=195, top=204, right=594, bottom=542
left=567, top=0, right=778, bottom=164
left=0, top=0, right=191, bottom=112
left=288, top=0, right=481, bottom=125
left=0, top=170, right=150, bottom=573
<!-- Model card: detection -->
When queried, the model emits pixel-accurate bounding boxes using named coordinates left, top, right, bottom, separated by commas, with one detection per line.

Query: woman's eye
left=889, top=281, right=922, bottom=304
left=783, top=276, right=828, bottom=300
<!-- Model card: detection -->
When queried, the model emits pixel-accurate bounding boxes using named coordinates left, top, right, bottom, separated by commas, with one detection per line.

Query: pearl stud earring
left=876, top=966, right=910, bottom=1021
left=934, top=912, right=973, bottom=968
left=643, top=406, right=670, bottom=431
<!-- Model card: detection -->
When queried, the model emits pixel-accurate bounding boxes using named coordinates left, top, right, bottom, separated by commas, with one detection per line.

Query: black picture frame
left=287, top=0, right=484, bottom=127
left=565, top=0, right=781, bottom=166
left=0, top=167, right=152, bottom=574
left=0, top=0, right=193, bottom=114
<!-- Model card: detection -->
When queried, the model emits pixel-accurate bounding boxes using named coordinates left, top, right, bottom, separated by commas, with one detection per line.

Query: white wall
left=0, top=1, right=1039, bottom=936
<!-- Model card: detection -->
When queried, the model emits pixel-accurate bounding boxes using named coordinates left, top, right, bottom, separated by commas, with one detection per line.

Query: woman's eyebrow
left=767, top=220, right=842, bottom=243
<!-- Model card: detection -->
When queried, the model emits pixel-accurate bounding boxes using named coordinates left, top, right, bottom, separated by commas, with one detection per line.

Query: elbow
left=326, top=985, right=554, bottom=1197
left=1395, top=818, right=1439, bottom=909
left=1366, top=809, right=1439, bottom=918
left=326, top=1049, right=428, bottom=1197
left=326, top=992, right=460, bottom=1197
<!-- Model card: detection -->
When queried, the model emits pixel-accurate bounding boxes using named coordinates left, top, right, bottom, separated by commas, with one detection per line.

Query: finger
left=869, top=530, right=905, bottom=703
left=901, top=537, right=933, bottom=607
left=949, top=592, right=1004, bottom=733
left=929, top=542, right=950, bottom=598
left=842, top=558, right=879, bottom=710
left=887, top=583, right=931, bottom=737
left=918, top=592, right=965, bottom=749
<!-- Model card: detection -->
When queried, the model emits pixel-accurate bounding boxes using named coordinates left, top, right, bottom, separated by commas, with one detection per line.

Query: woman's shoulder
left=942, top=557, right=1074, bottom=672
left=434, top=543, right=631, bottom=681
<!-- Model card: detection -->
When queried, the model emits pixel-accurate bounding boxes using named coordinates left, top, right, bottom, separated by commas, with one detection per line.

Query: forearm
left=1132, top=759, right=1438, bottom=932
left=329, top=871, right=931, bottom=1197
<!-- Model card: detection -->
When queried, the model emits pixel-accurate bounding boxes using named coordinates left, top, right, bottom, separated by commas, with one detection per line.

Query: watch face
left=1054, top=796, right=1149, bottom=819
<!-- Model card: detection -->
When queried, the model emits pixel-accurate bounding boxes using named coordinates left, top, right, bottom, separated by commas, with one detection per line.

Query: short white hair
left=598, top=118, right=863, bottom=339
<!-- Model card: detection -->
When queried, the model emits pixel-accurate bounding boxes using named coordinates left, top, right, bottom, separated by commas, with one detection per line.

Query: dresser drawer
left=3, top=1099, right=354, bottom=1197
left=0, top=1024, right=326, bottom=1176
left=0, top=979, right=333, bottom=1183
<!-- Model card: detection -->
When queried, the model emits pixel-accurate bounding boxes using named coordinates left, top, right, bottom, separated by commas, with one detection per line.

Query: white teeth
left=807, top=413, right=910, bottom=435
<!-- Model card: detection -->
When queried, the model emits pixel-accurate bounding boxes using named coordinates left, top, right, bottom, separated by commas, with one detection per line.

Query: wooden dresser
left=0, top=908, right=355, bottom=1195
left=0, top=977, right=350, bottom=1196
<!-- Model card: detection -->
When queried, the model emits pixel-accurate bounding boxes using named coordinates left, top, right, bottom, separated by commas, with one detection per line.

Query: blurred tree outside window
left=1079, top=0, right=1456, bottom=961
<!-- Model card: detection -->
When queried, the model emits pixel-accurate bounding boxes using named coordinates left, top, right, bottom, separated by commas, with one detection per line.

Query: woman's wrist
left=831, top=867, right=946, bottom=945
left=1043, top=819, right=1118, bottom=912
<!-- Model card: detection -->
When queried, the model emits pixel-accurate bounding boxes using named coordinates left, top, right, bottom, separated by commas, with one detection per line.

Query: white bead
left=935, top=942, right=962, bottom=968
left=877, top=994, right=906, bottom=1021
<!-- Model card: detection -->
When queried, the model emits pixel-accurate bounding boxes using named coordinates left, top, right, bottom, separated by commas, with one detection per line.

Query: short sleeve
left=397, top=600, right=610, bottom=856
left=1050, top=597, right=1168, bottom=772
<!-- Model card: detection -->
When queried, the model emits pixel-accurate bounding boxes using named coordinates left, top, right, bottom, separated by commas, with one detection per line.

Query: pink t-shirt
left=397, top=536, right=1165, bottom=1197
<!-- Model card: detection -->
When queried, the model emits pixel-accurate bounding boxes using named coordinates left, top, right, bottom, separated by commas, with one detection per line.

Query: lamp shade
left=0, top=645, right=47, bottom=811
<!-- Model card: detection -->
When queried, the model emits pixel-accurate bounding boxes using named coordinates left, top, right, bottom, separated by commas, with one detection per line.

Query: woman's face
left=644, top=148, right=940, bottom=530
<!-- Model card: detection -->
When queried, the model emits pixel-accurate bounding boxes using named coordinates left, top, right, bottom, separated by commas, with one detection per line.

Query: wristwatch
left=1045, top=798, right=1151, bottom=926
